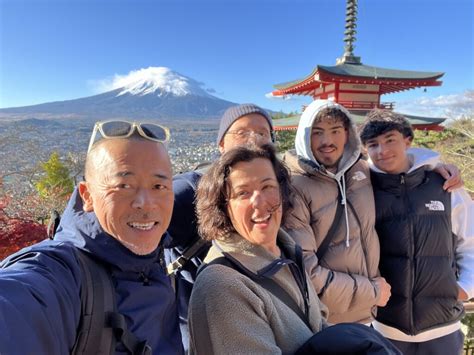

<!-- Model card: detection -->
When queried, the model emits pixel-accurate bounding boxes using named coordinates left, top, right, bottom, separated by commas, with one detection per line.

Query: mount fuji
left=0, top=67, right=238, bottom=121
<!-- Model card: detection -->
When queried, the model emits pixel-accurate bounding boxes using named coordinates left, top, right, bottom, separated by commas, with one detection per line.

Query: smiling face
left=311, top=118, right=349, bottom=172
left=79, top=139, right=174, bottom=255
left=226, top=158, right=282, bottom=256
left=365, top=129, right=412, bottom=174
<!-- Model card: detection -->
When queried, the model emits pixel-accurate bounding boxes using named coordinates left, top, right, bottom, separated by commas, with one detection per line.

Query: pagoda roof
left=273, top=63, right=444, bottom=96
left=319, top=63, right=443, bottom=81
left=272, top=111, right=446, bottom=131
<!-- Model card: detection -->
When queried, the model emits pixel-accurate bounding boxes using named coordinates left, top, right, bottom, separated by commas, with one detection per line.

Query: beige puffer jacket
left=284, top=100, right=380, bottom=324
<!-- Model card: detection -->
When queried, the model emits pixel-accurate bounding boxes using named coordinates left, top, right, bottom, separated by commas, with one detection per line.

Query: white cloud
left=396, top=90, right=474, bottom=119
left=265, top=92, right=296, bottom=100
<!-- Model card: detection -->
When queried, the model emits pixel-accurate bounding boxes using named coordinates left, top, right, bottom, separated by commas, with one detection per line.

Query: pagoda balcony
left=338, top=101, right=395, bottom=110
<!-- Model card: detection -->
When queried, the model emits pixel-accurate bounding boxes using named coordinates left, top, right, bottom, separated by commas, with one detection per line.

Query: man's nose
left=320, top=133, right=332, bottom=145
left=132, top=188, right=156, bottom=209
left=377, top=144, right=388, bottom=156
left=244, top=132, right=264, bottom=145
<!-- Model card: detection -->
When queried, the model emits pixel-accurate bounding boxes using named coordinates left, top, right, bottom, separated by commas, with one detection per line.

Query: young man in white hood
left=359, top=109, right=473, bottom=355
left=284, top=99, right=461, bottom=325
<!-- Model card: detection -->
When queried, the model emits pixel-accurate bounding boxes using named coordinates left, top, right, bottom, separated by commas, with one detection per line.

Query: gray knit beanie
left=216, top=104, right=274, bottom=145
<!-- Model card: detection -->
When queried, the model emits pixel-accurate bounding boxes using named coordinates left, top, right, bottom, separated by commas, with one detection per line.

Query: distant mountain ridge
left=0, top=67, right=238, bottom=121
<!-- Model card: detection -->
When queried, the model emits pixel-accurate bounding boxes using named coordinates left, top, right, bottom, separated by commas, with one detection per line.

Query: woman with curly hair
left=188, top=144, right=327, bottom=354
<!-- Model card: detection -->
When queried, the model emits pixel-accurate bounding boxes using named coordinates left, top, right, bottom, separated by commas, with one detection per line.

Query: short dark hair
left=196, top=144, right=294, bottom=241
left=359, top=109, right=414, bottom=145
left=313, top=107, right=351, bottom=130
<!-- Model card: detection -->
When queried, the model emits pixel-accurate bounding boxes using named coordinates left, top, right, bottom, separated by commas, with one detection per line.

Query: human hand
left=434, top=163, right=463, bottom=192
left=458, top=285, right=469, bottom=301
left=374, top=277, right=391, bottom=307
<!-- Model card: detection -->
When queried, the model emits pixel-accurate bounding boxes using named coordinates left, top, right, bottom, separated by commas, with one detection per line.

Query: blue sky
left=0, top=0, right=472, bottom=116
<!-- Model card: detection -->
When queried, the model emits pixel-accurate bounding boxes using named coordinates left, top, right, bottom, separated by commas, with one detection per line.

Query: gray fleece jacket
left=188, top=229, right=327, bottom=355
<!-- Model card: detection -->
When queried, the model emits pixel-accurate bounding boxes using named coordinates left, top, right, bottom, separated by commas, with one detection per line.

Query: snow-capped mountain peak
left=110, top=67, right=214, bottom=98
left=0, top=66, right=237, bottom=120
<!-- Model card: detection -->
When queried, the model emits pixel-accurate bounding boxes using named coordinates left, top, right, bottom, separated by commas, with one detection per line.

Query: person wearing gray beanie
left=216, top=103, right=275, bottom=149
left=165, top=102, right=275, bottom=352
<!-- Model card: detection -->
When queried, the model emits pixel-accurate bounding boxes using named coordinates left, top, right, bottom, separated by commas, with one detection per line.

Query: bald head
left=84, top=135, right=168, bottom=181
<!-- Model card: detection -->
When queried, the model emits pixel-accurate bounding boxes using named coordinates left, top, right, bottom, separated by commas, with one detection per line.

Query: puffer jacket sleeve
left=285, top=192, right=378, bottom=317
left=0, top=242, right=82, bottom=355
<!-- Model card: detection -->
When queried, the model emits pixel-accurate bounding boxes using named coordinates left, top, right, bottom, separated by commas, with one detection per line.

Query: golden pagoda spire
left=336, top=0, right=361, bottom=65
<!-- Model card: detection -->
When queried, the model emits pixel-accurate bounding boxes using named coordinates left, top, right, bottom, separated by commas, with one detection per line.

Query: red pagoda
left=271, top=0, right=446, bottom=131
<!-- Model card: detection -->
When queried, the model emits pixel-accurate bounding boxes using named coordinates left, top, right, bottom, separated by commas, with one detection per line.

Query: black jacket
left=371, top=167, right=464, bottom=335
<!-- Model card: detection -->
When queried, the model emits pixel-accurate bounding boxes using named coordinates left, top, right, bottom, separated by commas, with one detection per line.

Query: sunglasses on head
left=87, top=120, right=170, bottom=152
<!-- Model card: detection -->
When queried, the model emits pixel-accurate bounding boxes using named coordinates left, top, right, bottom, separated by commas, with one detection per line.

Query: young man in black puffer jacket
left=360, top=109, right=474, bottom=355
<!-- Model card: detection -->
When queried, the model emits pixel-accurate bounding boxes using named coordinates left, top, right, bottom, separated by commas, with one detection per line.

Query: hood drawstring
left=336, top=174, right=351, bottom=248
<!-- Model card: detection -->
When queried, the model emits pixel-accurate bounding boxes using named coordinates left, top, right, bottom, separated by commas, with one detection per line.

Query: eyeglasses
left=225, top=129, right=272, bottom=141
left=87, top=120, right=170, bottom=152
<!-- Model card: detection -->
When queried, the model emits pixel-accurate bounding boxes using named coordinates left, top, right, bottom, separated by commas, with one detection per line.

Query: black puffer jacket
left=371, top=167, right=464, bottom=335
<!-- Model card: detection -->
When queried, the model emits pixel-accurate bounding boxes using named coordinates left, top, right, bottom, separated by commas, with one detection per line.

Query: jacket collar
left=371, top=166, right=428, bottom=193
left=205, top=229, right=301, bottom=277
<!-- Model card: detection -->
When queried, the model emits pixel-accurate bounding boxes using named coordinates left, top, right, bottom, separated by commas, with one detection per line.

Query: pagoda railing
left=302, top=101, right=396, bottom=112
left=338, top=101, right=395, bottom=110
left=380, top=102, right=395, bottom=110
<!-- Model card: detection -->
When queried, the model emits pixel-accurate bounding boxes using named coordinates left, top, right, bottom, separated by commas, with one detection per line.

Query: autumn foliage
left=0, top=151, right=73, bottom=261
left=0, top=196, right=47, bottom=260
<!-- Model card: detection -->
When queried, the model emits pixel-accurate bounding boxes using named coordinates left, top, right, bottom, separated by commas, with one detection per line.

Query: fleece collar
left=205, top=229, right=299, bottom=276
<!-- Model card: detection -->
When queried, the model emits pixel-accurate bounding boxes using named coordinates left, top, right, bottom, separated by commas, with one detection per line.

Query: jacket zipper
left=139, top=271, right=150, bottom=286
left=400, top=174, right=415, bottom=334
left=292, top=250, right=311, bottom=324
left=298, top=267, right=310, bottom=321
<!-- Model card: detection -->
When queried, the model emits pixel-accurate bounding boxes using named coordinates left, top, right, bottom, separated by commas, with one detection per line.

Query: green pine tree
left=35, top=152, right=74, bottom=199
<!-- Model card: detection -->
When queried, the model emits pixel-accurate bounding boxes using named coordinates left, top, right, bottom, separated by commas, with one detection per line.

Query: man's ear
left=218, top=140, right=225, bottom=154
left=78, top=181, right=94, bottom=212
left=405, top=136, right=413, bottom=149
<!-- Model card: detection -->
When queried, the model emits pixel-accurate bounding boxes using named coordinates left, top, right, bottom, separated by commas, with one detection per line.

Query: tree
left=275, top=130, right=297, bottom=153
left=413, top=114, right=473, bottom=195
left=35, top=152, right=74, bottom=199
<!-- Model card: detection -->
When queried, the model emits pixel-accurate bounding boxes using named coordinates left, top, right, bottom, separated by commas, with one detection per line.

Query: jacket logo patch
left=425, top=200, right=445, bottom=211
left=352, top=171, right=367, bottom=181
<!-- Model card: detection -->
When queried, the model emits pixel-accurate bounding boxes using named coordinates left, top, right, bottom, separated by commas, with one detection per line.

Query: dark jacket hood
left=54, top=188, right=162, bottom=273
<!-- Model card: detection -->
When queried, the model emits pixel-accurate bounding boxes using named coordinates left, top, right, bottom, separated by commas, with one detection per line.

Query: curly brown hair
left=196, top=144, right=294, bottom=241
